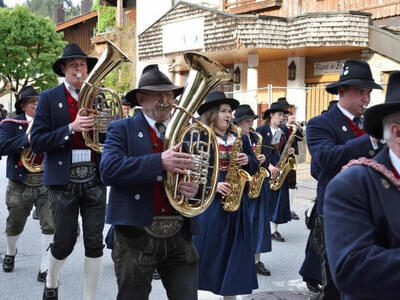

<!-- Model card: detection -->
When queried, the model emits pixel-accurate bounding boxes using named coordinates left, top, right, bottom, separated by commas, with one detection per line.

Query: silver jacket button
left=134, top=194, right=141, bottom=200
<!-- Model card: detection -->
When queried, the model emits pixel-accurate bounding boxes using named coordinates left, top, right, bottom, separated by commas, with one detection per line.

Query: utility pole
left=116, top=0, right=123, bottom=27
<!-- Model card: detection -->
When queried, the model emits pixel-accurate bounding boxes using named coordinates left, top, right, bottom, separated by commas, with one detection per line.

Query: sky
left=4, top=0, right=81, bottom=7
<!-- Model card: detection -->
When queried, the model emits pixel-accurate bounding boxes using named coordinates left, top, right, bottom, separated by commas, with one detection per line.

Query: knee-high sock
left=272, top=222, right=278, bottom=233
left=223, top=296, right=237, bottom=300
left=255, top=253, right=261, bottom=264
left=84, top=256, right=103, bottom=300
left=289, top=188, right=296, bottom=210
left=46, top=251, right=65, bottom=289
left=40, top=234, right=53, bottom=272
left=6, top=235, right=19, bottom=256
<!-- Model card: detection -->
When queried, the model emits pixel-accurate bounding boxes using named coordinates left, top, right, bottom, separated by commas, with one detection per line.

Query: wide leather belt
left=144, top=215, right=185, bottom=238
left=23, top=173, right=43, bottom=187
left=70, top=162, right=97, bottom=183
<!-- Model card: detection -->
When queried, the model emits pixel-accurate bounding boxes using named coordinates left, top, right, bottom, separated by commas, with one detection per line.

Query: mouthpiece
left=76, top=73, right=82, bottom=79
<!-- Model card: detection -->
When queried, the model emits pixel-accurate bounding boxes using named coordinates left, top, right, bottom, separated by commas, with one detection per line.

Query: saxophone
left=248, top=129, right=270, bottom=198
left=269, top=123, right=297, bottom=191
left=221, top=124, right=253, bottom=212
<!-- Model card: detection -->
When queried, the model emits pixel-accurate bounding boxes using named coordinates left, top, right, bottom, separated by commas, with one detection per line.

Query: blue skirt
left=193, top=192, right=258, bottom=296
left=268, top=179, right=291, bottom=224
left=249, top=181, right=272, bottom=254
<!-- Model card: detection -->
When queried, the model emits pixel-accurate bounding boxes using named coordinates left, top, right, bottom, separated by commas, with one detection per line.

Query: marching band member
left=324, top=71, right=400, bottom=300
left=257, top=102, right=293, bottom=242
left=306, top=59, right=383, bottom=300
left=31, top=43, right=105, bottom=300
left=194, top=92, right=258, bottom=300
left=233, top=104, right=272, bottom=276
left=100, top=64, right=200, bottom=300
left=0, top=86, right=54, bottom=282
left=121, top=96, right=132, bottom=118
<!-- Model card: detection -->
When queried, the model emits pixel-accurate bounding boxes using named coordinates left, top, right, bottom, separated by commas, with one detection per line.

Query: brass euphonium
left=221, top=124, right=253, bottom=212
left=269, top=123, right=297, bottom=191
left=21, top=121, right=44, bottom=173
left=164, top=52, right=232, bottom=217
left=78, top=40, right=131, bottom=152
left=248, top=129, right=270, bottom=198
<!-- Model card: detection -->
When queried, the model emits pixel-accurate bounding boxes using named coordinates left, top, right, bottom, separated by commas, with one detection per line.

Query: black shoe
left=43, top=286, right=58, bottom=300
left=153, top=269, right=161, bottom=280
left=37, top=270, right=48, bottom=282
left=306, top=280, right=321, bottom=293
left=32, top=208, right=39, bottom=220
left=291, top=211, right=300, bottom=220
left=2, top=253, right=15, bottom=272
left=255, top=261, right=271, bottom=276
left=271, top=231, right=285, bottom=242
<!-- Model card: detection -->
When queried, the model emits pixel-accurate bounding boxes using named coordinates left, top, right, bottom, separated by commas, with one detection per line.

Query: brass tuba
left=21, top=120, right=44, bottom=173
left=164, top=52, right=232, bottom=217
left=221, top=124, right=253, bottom=212
left=78, top=41, right=131, bottom=152
left=248, top=129, right=270, bottom=198
left=269, top=123, right=297, bottom=191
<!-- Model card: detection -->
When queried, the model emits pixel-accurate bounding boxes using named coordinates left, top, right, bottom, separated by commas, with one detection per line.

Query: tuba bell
left=78, top=40, right=131, bottom=152
left=21, top=120, right=44, bottom=173
left=164, top=52, right=232, bottom=217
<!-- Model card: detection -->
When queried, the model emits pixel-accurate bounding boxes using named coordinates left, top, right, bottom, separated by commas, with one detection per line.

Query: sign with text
left=314, top=60, right=345, bottom=75
left=162, top=18, right=204, bottom=54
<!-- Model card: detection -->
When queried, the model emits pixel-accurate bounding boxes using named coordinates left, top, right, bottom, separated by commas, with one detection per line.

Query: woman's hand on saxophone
left=236, top=153, right=248, bottom=166
left=287, top=147, right=295, bottom=155
left=72, top=108, right=95, bottom=132
left=257, top=154, right=266, bottom=165
left=268, top=164, right=279, bottom=177
left=217, top=182, right=232, bottom=196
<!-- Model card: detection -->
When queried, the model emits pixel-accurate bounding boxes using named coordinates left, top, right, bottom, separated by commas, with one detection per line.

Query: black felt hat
left=262, top=102, right=288, bottom=120
left=277, top=97, right=294, bottom=110
left=364, top=71, right=400, bottom=139
left=15, top=86, right=39, bottom=115
left=125, top=64, right=183, bottom=106
left=121, top=96, right=132, bottom=106
left=197, top=91, right=239, bottom=115
left=325, top=60, right=382, bottom=95
left=233, top=104, right=258, bottom=123
left=52, top=43, right=98, bottom=77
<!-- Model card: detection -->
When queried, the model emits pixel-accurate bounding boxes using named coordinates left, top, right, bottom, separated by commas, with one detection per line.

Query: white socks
left=289, top=188, right=296, bottom=209
left=40, top=234, right=53, bottom=273
left=223, top=296, right=237, bottom=300
left=255, top=253, right=261, bottom=264
left=84, top=256, right=103, bottom=300
left=272, top=222, right=278, bottom=233
left=46, top=251, right=66, bottom=288
left=6, top=235, right=19, bottom=256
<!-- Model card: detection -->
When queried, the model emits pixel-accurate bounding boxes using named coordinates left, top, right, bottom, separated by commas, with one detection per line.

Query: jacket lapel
left=330, top=105, right=355, bottom=143
left=53, top=84, right=71, bottom=125
left=128, top=112, right=153, bottom=155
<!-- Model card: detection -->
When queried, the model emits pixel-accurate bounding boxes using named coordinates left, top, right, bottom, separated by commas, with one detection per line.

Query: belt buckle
left=70, top=162, right=97, bottom=183
left=144, top=215, right=184, bottom=238
left=23, top=173, right=43, bottom=187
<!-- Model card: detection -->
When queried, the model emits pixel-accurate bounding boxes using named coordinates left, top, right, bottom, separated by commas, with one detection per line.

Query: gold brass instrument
left=269, top=123, right=297, bottom=191
left=221, top=124, right=253, bottom=212
left=248, top=129, right=270, bottom=198
left=21, top=121, right=44, bottom=173
left=78, top=40, right=131, bottom=152
left=164, top=52, right=232, bottom=217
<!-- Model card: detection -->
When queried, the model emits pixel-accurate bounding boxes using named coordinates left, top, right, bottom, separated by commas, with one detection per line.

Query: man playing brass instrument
left=0, top=86, right=54, bottom=281
left=100, top=64, right=200, bottom=300
left=31, top=43, right=105, bottom=300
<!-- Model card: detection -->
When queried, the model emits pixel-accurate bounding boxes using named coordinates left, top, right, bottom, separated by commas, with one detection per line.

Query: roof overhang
left=369, top=25, right=400, bottom=63
left=56, top=11, right=98, bottom=32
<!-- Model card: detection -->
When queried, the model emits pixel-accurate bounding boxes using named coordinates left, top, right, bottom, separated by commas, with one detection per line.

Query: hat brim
left=262, top=108, right=289, bottom=119
left=52, top=56, right=98, bottom=77
left=326, top=79, right=383, bottom=95
left=125, top=84, right=184, bottom=106
left=197, top=98, right=240, bottom=115
left=364, top=102, right=400, bottom=139
left=233, top=114, right=259, bottom=124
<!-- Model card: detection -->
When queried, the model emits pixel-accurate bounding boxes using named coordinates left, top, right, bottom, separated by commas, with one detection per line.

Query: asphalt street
left=0, top=157, right=317, bottom=300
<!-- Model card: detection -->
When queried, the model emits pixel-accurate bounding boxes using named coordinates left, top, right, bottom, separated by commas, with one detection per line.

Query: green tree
left=91, top=0, right=115, bottom=33
left=0, top=5, right=66, bottom=97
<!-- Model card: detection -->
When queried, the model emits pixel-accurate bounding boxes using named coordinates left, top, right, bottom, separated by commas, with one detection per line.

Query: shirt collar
left=337, top=103, right=355, bottom=121
left=64, top=80, right=79, bottom=101
left=389, top=149, right=400, bottom=175
left=143, top=112, right=169, bottom=138
left=25, top=114, right=33, bottom=123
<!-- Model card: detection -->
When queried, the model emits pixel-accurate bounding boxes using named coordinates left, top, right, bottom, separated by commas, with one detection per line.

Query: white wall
left=286, top=56, right=306, bottom=122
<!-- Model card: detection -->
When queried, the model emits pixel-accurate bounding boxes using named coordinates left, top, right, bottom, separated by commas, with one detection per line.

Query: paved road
left=0, top=158, right=317, bottom=300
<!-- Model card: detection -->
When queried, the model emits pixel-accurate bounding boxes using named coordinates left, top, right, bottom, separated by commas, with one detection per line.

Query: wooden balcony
left=224, top=0, right=282, bottom=14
